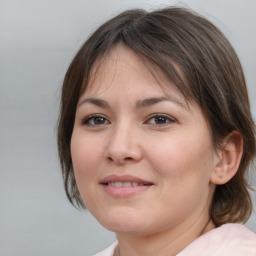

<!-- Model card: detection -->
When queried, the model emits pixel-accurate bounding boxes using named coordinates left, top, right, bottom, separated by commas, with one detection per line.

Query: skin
left=71, top=46, right=222, bottom=256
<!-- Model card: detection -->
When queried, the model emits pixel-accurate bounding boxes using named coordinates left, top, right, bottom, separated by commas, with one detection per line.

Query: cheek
left=70, top=133, right=103, bottom=208
left=71, top=132, right=101, bottom=173
left=70, top=133, right=103, bottom=194
left=147, top=134, right=214, bottom=185
left=149, top=137, right=214, bottom=216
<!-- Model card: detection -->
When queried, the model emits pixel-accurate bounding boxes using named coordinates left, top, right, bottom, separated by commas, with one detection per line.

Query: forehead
left=84, top=45, right=186, bottom=102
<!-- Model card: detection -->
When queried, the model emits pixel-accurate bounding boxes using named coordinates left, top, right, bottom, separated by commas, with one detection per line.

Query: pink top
left=92, top=224, right=256, bottom=256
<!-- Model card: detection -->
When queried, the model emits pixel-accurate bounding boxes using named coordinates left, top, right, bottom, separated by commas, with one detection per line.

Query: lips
left=107, top=181, right=144, bottom=187
left=100, top=175, right=153, bottom=186
left=100, top=175, right=153, bottom=197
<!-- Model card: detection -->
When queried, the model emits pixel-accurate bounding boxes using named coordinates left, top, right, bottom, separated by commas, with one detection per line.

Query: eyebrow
left=78, top=98, right=110, bottom=108
left=78, top=96, right=188, bottom=110
left=135, top=96, right=188, bottom=110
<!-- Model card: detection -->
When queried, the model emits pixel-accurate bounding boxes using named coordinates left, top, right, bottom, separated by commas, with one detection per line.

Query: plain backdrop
left=0, top=0, right=255, bottom=255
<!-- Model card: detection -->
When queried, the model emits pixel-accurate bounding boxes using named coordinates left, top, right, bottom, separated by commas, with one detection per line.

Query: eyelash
left=81, top=113, right=175, bottom=127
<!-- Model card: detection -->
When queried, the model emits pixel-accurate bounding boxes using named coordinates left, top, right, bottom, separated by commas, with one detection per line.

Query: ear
left=210, top=131, right=243, bottom=185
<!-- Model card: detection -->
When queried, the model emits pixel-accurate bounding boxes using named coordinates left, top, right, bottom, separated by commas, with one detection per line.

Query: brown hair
left=57, top=7, right=256, bottom=226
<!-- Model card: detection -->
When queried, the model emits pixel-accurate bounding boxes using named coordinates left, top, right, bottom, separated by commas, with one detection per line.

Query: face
left=71, top=46, right=218, bottom=236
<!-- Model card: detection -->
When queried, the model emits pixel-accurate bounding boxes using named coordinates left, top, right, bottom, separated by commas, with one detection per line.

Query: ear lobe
left=210, top=131, right=243, bottom=185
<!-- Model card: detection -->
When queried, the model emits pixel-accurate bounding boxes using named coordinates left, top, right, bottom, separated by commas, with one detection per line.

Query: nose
left=104, top=123, right=142, bottom=164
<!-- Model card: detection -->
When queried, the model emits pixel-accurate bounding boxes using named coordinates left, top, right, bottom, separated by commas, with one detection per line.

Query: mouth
left=105, top=181, right=149, bottom=187
left=100, top=175, right=153, bottom=197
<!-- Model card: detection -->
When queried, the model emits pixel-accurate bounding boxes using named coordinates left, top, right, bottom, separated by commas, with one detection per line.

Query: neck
left=116, top=216, right=215, bottom=256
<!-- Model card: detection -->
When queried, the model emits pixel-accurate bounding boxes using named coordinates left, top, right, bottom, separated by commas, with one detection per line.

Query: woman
left=57, top=7, right=256, bottom=256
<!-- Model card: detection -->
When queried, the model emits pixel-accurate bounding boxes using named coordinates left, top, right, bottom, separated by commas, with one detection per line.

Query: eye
left=146, top=114, right=175, bottom=125
left=81, top=115, right=110, bottom=126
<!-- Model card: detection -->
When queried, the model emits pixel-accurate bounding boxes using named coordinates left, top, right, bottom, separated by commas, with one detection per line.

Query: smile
left=100, top=175, right=153, bottom=197
left=107, top=181, right=146, bottom=187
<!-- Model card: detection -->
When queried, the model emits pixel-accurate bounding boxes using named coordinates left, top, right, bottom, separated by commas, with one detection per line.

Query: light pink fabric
left=92, top=224, right=256, bottom=256
left=92, top=241, right=118, bottom=256
left=177, top=224, right=256, bottom=256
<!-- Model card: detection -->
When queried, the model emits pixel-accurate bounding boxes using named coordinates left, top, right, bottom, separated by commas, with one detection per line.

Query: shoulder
left=92, top=242, right=118, bottom=256
left=178, top=224, right=256, bottom=256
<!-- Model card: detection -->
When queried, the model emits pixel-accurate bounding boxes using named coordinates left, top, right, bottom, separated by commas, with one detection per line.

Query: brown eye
left=82, top=115, right=110, bottom=126
left=93, top=117, right=106, bottom=125
left=154, top=116, right=168, bottom=124
left=146, top=114, right=175, bottom=125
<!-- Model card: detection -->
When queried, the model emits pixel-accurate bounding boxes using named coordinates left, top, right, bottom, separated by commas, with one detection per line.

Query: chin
left=105, top=222, right=149, bottom=235
left=95, top=209, right=149, bottom=234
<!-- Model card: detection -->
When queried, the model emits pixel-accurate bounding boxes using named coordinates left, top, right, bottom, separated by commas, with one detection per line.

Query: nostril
left=106, top=155, right=135, bottom=164
left=107, top=156, right=133, bottom=162
left=124, top=157, right=133, bottom=161
left=104, top=144, right=142, bottom=163
left=107, top=156, right=114, bottom=162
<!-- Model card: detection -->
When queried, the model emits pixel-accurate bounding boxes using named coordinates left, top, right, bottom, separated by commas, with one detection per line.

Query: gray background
left=0, top=0, right=255, bottom=255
